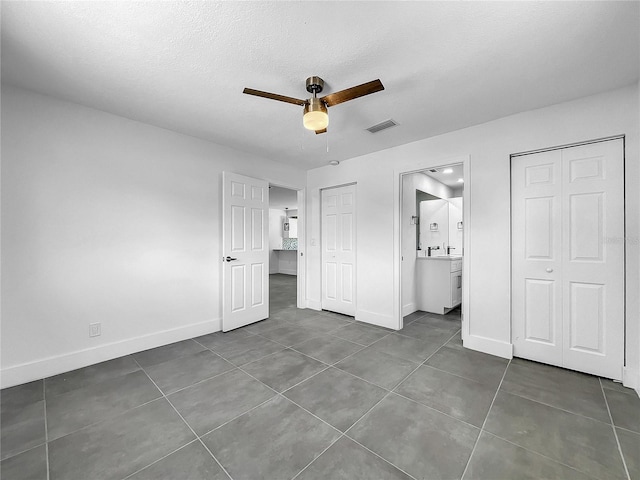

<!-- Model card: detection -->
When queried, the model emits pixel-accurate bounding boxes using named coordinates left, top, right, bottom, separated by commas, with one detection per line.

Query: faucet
left=427, top=246, right=440, bottom=257
left=446, top=246, right=456, bottom=255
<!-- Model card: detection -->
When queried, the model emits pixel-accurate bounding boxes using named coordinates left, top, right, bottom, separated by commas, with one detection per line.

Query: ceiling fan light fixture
left=303, top=98, right=328, bottom=131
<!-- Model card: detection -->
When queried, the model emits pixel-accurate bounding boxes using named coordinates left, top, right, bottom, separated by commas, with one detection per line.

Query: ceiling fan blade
left=243, top=88, right=307, bottom=106
left=315, top=128, right=327, bottom=135
left=320, top=79, right=384, bottom=107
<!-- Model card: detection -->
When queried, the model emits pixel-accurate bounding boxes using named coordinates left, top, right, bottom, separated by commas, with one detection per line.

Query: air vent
left=366, top=119, right=398, bottom=133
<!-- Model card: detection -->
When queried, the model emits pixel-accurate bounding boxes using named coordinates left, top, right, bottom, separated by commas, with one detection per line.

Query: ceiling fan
left=243, top=76, right=384, bottom=134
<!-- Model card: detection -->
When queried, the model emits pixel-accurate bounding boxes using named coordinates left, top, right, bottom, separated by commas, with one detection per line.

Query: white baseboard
left=402, top=303, right=417, bottom=318
left=622, top=366, right=639, bottom=393
left=463, top=334, right=513, bottom=359
left=356, top=309, right=397, bottom=330
left=1, top=318, right=221, bottom=389
left=306, top=299, right=321, bottom=311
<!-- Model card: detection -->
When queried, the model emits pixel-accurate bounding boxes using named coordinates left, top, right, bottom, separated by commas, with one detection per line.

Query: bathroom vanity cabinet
left=417, top=256, right=462, bottom=314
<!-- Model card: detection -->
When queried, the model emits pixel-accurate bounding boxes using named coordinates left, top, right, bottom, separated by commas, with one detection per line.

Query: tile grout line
left=459, top=357, right=511, bottom=480
left=599, top=377, right=631, bottom=480
left=195, top=339, right=335, bottom=396
left=330, top=329, right=466, bottom=480
left=195, top=395, right=278, bottom=442
left=339, top=435, right=420, bottom=480
left=129, top=356, right=235, bottom=480
left=496, top=388, right=619, bottom=427
left=43, top=379, right=50, bottom=480
left=44, top=394, right=167, bottom=444
left=288, top=435, right=344, bottom=480
left=121, top=439, right=200, bottom=480
left=225, top=350, right=422, bottom=480
left=191, top=338, right=285, bottom=370
left=389, top=329, right=462, bottom=394
left=1, top=443, right=49, bottom=464
left=477, top=430, right=603, bottom=480
left=287, top=341, right=368, bottom=368
left=614, top=424, right=640, bottom=436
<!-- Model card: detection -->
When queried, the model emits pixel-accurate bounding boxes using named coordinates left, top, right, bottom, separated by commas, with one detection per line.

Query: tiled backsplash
left=282, top=238, right=298, bottom=250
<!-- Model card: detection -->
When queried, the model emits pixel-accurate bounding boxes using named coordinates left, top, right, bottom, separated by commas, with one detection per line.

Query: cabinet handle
left=457, top=276, right=462, bottom=288
left=546, top=268, right=553, bottom=273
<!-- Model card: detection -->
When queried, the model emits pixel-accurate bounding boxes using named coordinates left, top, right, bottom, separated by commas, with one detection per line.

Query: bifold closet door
left=512, top=139, right=624, bottom=379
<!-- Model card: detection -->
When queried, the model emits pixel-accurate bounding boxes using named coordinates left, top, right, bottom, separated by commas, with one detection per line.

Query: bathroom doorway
left=394, top=156, right=470, bottom=335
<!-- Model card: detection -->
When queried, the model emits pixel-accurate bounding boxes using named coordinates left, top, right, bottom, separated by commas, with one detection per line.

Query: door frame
left=394, top=155, right=471, bottom=334
left=220, top=174, right=306, bottom=330
left=509, top=134, right=627, bottom=380
left=320, top=182, right=357, bottom=315
left=267, top=182, right=307, bottom=309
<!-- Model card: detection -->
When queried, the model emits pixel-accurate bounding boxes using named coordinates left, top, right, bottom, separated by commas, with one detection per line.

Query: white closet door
left=512, top=139, right=624, bottom=379
left=561, top=140, right=624, bottom=378
left=512, top=150, right=563, bottom=367
left=321, top=184, right=356, bottom=316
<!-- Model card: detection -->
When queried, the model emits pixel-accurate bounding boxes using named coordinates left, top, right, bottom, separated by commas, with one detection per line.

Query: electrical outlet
left=89, top=322, right=101, bottom=337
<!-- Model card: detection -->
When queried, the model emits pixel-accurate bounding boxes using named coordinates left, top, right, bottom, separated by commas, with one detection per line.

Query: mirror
left=419, top=197, right=463, bottom=256
left=408, top=163, right=464, bottom=257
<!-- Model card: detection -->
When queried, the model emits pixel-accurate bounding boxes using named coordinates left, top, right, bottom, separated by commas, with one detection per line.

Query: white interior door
left=321, top=184, right=356, bottom=316
left=512, top=139, right=624, bottom=379
left=222, top=172, right=269, bottom=331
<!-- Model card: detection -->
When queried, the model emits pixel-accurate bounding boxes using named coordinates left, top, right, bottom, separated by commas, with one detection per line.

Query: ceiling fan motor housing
left=306, top=76, right=324, bottom=94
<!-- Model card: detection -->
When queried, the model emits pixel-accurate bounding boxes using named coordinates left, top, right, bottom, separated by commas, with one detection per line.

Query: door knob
left=546, top=268, right=553, bottom=273
left=225, top=256, right=238, bottom=262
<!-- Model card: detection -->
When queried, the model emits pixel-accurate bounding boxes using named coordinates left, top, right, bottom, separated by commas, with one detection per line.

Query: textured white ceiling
left=2, top=2, right=638, bottom=170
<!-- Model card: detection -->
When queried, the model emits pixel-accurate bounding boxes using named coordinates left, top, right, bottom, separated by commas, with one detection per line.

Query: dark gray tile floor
left=1, top=273, right=638, bottom=480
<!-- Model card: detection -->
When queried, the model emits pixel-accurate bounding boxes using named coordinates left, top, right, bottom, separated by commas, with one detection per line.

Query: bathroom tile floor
left=2, top=274, right=638, bottom=479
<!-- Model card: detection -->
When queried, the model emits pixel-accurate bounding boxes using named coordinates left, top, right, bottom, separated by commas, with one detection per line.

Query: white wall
left=1, top=85, right=306, bottom=387
left=448, top=197, right=463, bottom=254
left=268, top=208, right=285, bottom=274
left=277, top=251, right=298, bottom=276
left=306, top=83, right=640, bottom=389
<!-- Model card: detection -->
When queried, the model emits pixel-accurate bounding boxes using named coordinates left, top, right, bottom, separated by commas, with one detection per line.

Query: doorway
left=401, top=165, right=465, bottom=321
left=510, top=137, right=625, bottom=379
left=221, top=172, right=305, bottom=332
left=395, top=156, right=471, bottom=333
left=269, top=185, right=303, bottom=315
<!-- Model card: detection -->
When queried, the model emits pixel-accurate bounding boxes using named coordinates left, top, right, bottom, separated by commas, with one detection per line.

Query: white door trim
left=393, top=155, right=471, bottom=336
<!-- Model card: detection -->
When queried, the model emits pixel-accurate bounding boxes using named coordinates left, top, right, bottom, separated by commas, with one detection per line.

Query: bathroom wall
left=448, top=197, right=464, bottom=254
